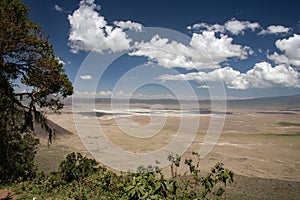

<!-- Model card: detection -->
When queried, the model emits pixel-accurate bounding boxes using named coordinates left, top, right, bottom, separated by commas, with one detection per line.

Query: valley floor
left=33, top=103, right=300, bottom=199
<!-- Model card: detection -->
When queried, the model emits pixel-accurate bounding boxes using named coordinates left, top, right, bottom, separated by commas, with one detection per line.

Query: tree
left=0, top=0, right=73, bottom=182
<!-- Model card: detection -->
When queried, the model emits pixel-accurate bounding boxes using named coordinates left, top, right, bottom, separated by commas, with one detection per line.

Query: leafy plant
left=168, top=154, right=181, bottom=178
left=182, top=152, right=234, bottom=199
left=124, top=166, right=168, bottom=199
left=59, top=152, right=99, bottom=182
left=11, top=152, right=234, bottom=199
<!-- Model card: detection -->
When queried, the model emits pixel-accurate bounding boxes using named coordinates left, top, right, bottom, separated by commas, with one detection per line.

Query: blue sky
left=22, top=0, right=300, bottom=99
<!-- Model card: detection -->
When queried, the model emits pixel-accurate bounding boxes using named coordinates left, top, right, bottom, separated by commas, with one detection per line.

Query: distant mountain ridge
left=227, top=93, right=300, bottom=108
left=67, top=93, right=300, bottom=108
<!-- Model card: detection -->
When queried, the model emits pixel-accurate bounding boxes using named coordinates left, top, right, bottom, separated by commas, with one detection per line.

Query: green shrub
left=12, top=152, right=234, bottom=199
left=59, top=152, right=99, bottom=182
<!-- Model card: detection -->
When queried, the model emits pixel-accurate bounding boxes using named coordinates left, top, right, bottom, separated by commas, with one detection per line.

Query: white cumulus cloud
left=268, top=34, right=300, bottom=67
left=54, top=4, right=63, bottom=12
left=99, top=90, right=113, bottom=96
left=258, top=25, right=291, bottom=35
left=80, top=75, right=93, bottom=80
left=225, top=19, right=260, bottom=35
left=68, top=0, right=131, bottom=53
left=56, top=57, right=71, bottom=66
left=158, top=62, right=300, bottom=89
left=189, top=19, right=260, bottom=35
left=114, top=20, right=143, bottom=32
left=129, top=31, right=250, bottom=70
left=189, top=22, right=225, bottom=33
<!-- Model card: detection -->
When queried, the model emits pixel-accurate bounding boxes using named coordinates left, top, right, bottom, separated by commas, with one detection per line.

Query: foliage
left=183, top=152, right=234, bottom=198
left=59, top=152, right=99, bottom=182
left=0, top=0, right=73, bottom=182
left=168, top=154, right=181, bottom=178
left=13, top=152, right=234, bottom=199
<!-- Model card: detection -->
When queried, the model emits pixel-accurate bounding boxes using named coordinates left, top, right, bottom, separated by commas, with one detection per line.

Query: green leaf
left=215, top=187, right=225, bottom=196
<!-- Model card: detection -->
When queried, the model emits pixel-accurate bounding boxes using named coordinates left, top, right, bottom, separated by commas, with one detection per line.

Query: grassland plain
left=30, top=96, right=300, bottom=199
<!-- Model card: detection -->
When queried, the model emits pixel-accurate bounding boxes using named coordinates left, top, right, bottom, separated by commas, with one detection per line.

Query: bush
left=13, top=152, right=234, bottom=199
left=59, top=152, right=99, bottom=182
